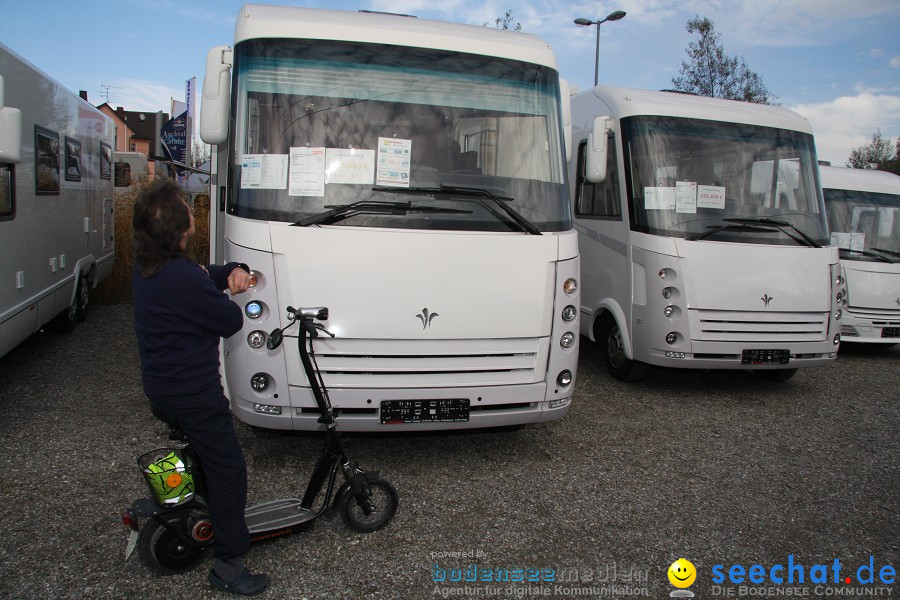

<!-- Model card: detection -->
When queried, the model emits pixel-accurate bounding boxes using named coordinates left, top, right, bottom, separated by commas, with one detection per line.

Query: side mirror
left=200, top=46, right=233, bottom=145
left=266, top=328, right=283, bottom=350
left=0, top=76, right=22, bottom=164
left=559, top=78, right=572, bottom=163
left=585, top=116, right=611, bottom=183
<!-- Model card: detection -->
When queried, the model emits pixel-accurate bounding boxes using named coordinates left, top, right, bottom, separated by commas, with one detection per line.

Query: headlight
left=557, top=370, right=573, bottom=386
left=835, top=292, right=842, bottom=303
left=560, top=332, right=575, bottom=348
left=250, top=373, right=269, bottom=391
left=834, top=309, right=842, bottom=320
left=665, top=332, right=677, bottom=345
left=248, top=271, right=260, bottom=288
left=563, top=278, right=577, bottom=296
left=562, top=305, right=577, bottom=322
left=664, top=305, right=674, bottom=318
left=247, top=330, right=266, bottom=349
left=835, top=275, right=843, bottom=287
left=245, top=301, right=263, bottom=319
left=662, top=287, right=673, bottom=299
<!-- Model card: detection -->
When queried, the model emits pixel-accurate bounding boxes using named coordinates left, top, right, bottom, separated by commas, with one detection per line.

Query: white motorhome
left=0, top=44, right=115, bottom=359
left=569, top=86, right=841, bottom=381
left=820, top=165, right=900, bottom=347
left=199, top=5, right=579, bottom=431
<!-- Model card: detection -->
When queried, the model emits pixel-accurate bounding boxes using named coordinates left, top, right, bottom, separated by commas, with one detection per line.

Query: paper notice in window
left=376, top=137, right=412, bottom=187
left=289, top=147, right=325, bottom=197
left=325, top=148, right=375, bottom=185
left=831, top=232, right=865, bottom=250
left=697, top=185, right=726, bottom=209
left=240, top=154, right=288, bottom=189
left=676, top=181, right=697, bottom=213
left=645, top=186, right=676, bottom=210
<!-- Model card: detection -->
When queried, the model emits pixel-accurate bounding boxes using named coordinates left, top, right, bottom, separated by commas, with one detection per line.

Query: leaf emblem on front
left=416, top=308, right=439, bottom=329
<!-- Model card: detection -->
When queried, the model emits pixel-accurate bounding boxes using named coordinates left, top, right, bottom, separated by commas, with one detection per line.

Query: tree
left=191, top=140, right=210, bottom=168
left=672, top=16, right=776, bottom=105
left=484, top=10, right=522, bottom=31
left=847, top=130, right=900, bottom=174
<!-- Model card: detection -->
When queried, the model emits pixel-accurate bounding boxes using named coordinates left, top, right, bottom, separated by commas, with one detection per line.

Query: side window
left=35, top=126, right=60, bottom=194
left=574, top=134, right=622, bottom=219
left=65, top=136, right=82, bottom=182
left=0, top=164, right=13, bottom=220
left=100, top=142, right=112, bottom=180
left=114, top=161, right=132, bottom=188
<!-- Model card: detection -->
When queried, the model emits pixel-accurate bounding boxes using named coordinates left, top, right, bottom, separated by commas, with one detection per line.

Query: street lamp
left=574, top=10, right=626, bottom=87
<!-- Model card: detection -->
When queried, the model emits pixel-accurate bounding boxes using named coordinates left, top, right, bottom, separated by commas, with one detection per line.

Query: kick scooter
left=122, top=306, right=398, bottom=574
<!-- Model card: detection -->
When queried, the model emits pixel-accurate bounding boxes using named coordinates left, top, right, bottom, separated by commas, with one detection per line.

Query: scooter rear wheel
left=341, top=476, right=398, bottom=533
left=138, top=515, right=208, bottom=575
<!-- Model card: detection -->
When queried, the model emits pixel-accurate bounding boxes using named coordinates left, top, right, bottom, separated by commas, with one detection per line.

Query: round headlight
left=562, top=305, right=577, bottom=322
left=560, top=332, right=575, bottom=348
left=247, top=330, right=266, bottom=349
left=833, top=334, right=841, bottom=345
left=664, top=305, right=674, bottom=318
left=662, top=287, right=673, bottom=299
left=563, top=278, right=577, bottom=296
left=250, top=373, right=269, bottom=391
left=835, top=275, right=843, bottom=287
left=666, top=332, right=677, bottom=345
left=557, top=370, right=573, bottom=387
left=245, top=301, right=263, bottom=319
left=834, top=309, right=842, bottom=320
left=248, top=271, right=259, bottom=288
left=835, top=292, right=842, bottom=303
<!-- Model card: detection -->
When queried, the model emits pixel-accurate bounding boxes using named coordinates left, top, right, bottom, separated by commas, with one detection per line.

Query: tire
left=598, top=316, right=648, bottom=382
left=752, top=368, right=798, bottom=382
left=47, top=298, right=77, bottom=333
left=74, top=275, right=89, bottom=323
left=137, top=516, right=208, bottom=575
left=341, top=476, right=399, bottom=533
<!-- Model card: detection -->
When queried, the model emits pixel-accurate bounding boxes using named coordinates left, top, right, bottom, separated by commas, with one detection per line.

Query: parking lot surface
left=0, top=305, right=896, bottom=599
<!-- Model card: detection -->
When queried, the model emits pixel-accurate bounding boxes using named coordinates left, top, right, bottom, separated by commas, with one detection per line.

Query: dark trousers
left=149, top=383, right=251, bottom=560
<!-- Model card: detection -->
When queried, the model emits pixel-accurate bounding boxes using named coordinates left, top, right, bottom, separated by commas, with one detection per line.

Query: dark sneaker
left=208, top=569, right=270, bottom=596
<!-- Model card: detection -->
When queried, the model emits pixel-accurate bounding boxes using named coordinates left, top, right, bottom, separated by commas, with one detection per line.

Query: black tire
left=598, top=316, right=648, bottom=382
left=137, top=516, right=208, bottom=575
left=74, top=275, right=89, bottom=323
left=47, top=298, right=77, bottom=333
left=341, top=476, right=398, bottom=533
left=752, top=368, right=798, bottom=382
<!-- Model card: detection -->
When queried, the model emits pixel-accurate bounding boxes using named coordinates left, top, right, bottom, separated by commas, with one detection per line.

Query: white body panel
left=820, top=165, right=900, bottom=344
left=0, top=44, right=115, bottom=359
left=210, top=5, right=579, bottom=430
left=571, top=85, right=840, bottom=373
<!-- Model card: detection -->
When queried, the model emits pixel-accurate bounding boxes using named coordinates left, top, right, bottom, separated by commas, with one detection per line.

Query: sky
left=2, top=0, right=899, bottom=166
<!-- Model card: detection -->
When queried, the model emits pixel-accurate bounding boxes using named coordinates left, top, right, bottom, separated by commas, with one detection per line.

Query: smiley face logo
left=668, top=558, right=697, bottom=588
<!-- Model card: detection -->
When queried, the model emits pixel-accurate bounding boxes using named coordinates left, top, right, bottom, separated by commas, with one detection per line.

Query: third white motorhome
left=569, top=86, right=842, bottom=381
left=820, top=165, right=900, bottom=347
left=0, top=43, right=115, bottom=359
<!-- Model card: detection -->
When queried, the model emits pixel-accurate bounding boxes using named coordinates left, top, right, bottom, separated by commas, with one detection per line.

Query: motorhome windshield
left=229, top=39, right=569, bottom=232
left=622, top=115, right=828, bottom=245
left=824, top=188, right=900, bottom=257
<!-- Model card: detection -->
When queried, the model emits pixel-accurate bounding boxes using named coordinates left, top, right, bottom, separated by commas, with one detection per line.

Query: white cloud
left=891, top=56, right=900, bottom=69
left=789, top=93, right=900, bottom=166
left=107, top=79, right=184, bottom=114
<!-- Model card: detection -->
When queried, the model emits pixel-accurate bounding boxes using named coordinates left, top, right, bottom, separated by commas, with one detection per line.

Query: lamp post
left=574, top=10, right=626, bottom=87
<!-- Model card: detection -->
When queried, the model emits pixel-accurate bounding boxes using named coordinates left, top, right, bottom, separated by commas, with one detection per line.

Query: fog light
left=563, top=278, right=577, bottom=296
left=247, top=330, right=266, bottom=349
left=666, top=351, right=685, bottom=358
left=835, top=292, right=842, bottom=303
left=664, top=305, right=674, bottom=317
left=250, top=373, right=269, bottom=391
left=666, top=332, right=677, bottom=345
left=245, top=301, right=263, bottom=319
left=833, top=334, right=841, bottom=345
left=557, top=370, right=573, bottom=386
left=562, top=305, right=577, bottom=322
left=253, top=403, right=282, bottom=415
left=560, top=332, right=575, bottom=348
left=550, top=397, right=570, bottom=409
left=834, top=309, right=842, bottom=320
left=662, top=287, right=672, bottom=299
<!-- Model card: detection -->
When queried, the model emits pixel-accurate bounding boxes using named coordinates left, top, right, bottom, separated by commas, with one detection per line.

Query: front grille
left=288, top=337, right=544, bottom=389
left=846, top=306, right=900, bottom=326
left=691, top=310, right=828, bottom=342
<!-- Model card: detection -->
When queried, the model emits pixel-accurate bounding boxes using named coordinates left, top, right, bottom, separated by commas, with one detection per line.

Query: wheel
left=74, top=275, right=89, bottom=322
left=341, top=476, right=398, bottom=533
left=598, top=316, right=647, bottom=382
left=752, top=368, right=798, bottom=382
left=47, top=297, right=76, bottom=333
left=137, top=515, right=208, bottom=575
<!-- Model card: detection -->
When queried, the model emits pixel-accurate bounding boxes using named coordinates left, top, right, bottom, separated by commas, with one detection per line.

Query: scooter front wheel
left=341, top=476, right=398, bottom=533
left=138, top=515, right=209, bottom=575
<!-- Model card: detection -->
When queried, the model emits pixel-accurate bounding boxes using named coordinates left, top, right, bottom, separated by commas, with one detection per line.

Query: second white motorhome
left=0, top=44, right=115, bottom=359
left=569, top=86, right=842, bottom=381
left=820, top=165, right=900, bottom=347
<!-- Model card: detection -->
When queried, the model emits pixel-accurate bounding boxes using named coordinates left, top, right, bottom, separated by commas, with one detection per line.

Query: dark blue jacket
left=133, top=258, right=244, bottom=397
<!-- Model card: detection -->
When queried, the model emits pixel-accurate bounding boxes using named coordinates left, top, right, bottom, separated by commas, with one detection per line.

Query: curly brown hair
left=132, top=179, right=191, bottom=276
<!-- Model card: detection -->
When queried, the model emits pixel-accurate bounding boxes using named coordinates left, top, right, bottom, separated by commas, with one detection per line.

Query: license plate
left=380, top=399, right=469, bottom=424
left=742, top=349, right=790, bottom=365
left=125, top=529, right=139, bottom=561
left=882, top=327, right=900, bottom=338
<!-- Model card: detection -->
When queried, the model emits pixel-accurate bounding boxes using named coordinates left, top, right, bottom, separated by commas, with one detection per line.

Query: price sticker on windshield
left=697, top=185, right=726, bottom=209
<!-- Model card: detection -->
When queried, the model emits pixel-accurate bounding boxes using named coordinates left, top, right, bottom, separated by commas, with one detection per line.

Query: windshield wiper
left=838, top=247, right=894, bottom=263
left=293, top=200, right=470, bottom=227
left=722, top=217, right=821, bottom=248
left=871, top=247, right=900, bottom=260
left=372, top=185, right=542, bottom=235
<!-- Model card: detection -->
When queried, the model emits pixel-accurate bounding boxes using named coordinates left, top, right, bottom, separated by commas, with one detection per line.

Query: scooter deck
left=245, top=498, right=316, bottom=534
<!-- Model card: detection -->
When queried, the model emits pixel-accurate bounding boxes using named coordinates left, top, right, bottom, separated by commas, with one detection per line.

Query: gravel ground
left=0, top=304, right=897, bottom=599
